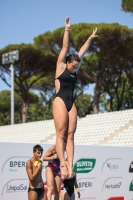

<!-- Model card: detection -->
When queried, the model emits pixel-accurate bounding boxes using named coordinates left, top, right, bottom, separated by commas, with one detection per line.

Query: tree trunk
left=22, top=100, right=29, bottom=123
left=93, top=76, right=101, bottom=114
left=109, top=96, right=113, bottom=112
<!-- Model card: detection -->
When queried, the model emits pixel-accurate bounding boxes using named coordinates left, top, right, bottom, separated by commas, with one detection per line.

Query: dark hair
left=66, top=54, right=80, bottom=63
left=33, top=144, right=43, bottom=152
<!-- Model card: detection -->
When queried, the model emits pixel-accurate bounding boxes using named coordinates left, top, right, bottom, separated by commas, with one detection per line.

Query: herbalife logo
left=107, top=163, right=118, bottom=170
left=105, top=182, right=122, bottom=189
left=129, top=180, right=133, bottom=191
left=73, top=158, right=96, bottom=173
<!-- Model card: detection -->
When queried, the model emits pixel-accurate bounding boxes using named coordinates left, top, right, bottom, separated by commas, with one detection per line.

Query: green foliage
left=0, top=22, right=133, bottom=122
left=75, top=93, right=93, bottom=117
left=0, top=43, right=56, bottom=122
left=121, top=0, right=133, bottom=13
left=0, top=90, right=54, bottom=125
left=28, top=92, right=53, bottom=121
left=101, top=74, right=133, bottom=111
left=0, top=90, right=21, bottom=125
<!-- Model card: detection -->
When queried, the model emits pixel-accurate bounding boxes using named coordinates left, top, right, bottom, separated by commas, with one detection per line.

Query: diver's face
left=67, top=60, right=79, bottom=73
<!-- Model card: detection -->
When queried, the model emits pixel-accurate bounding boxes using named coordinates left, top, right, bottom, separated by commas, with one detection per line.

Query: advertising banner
left=0, top=142, right=132, bottom=200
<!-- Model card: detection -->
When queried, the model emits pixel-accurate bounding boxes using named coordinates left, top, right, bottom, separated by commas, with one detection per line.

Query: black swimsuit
left=47, top=151, right=60, bottom=176
left=62, top=175, right=76, bottom=197
left=28, top=187, right=44, bottom=197
left=55, top=68, right=77, bottom=112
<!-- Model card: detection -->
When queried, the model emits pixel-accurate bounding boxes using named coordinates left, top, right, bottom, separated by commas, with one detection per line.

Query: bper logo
left=78, top=182, right=93, bottom=188
left=10, top=161, right=25, bottom=168
left=107, top=163, right=119, bottom=170
left=129, top=180, right=133, bottom=191
left=74, top=158, right=96, bottom=173
left=108, top=198, right=124, bottom=200
left=1, top=156, right=29, bottom=173
left=129, top=162, right=133, bottom=172
left=77, top=178, right=95, bottom=194
left=9, top=161, right=25, bottom=172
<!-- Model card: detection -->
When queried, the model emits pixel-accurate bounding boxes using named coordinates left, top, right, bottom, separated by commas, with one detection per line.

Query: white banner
left=0, top=142, right=133, bottom=200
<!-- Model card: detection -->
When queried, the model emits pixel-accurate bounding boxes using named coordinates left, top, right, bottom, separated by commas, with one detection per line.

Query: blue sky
left=0, top=0, right=132, bottom=92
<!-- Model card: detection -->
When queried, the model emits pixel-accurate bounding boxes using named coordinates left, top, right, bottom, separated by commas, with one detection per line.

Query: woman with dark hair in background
left=53, top=16, right=98, bottom=179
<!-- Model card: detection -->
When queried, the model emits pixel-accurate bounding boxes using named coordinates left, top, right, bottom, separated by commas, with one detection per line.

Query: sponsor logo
left=10, top=161, right=25, bottom=167
left=129, top=180, right=133, bottom=191
left=105, top=182, right=122, bottom=189
left=101, top=158, right=122, bottom=172
left=73, top=158, right=96, bottom=173
left=2, top=179, right=28, bottom=196
left=108, top=198, right=124, bottom=200
left=9, top=161, right=25, bottom=172
left=129, top=162, right=133, bottom=172
left=78, top=181, right=93, bottom=188
left=102, top=177, right=123, bottom=191
left=70, top=74, right=75, bottom=77
left=6, top=184, right=27, bottom=193
left=77, top=178, right=96, bottom=198
left=1, top=156, right=29, bottom=173
left=107, top=163, right=119, bottom=170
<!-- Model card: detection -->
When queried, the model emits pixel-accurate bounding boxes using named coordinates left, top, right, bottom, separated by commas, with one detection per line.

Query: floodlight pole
left=10, top=63, right=14, bottom=125
left=2, top=50, right=19, bottom=125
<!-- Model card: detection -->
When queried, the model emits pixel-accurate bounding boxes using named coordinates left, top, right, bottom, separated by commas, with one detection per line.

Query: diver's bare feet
left=60, top=164, right=69, bottom=179
left=67, top=165, right=74, bottom=178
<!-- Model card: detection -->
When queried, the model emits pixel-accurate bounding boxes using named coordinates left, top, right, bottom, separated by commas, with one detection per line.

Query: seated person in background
left=26, top=144, right=47, bottom=200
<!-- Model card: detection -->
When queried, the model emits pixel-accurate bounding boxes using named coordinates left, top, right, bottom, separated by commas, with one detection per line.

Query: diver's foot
left=60, top=164, right=69, bottom=180
left=67, top=165, right=75, bottom=178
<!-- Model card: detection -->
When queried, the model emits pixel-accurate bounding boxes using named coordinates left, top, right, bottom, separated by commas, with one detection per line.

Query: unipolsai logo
left=6, top=184, right=27, bottom=193
left=73, top=158, right=96, bottom=173
left=107, top=162, right=119, bottom=171
left=2, top=179, right=28, bottom=196
left=129, top=180, right=133, bottom=191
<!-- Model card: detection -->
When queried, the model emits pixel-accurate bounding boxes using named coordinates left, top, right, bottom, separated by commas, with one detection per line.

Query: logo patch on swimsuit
left=70, top=74, right=75, bottom=77
left=73, top=158, right=96, bottom=173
